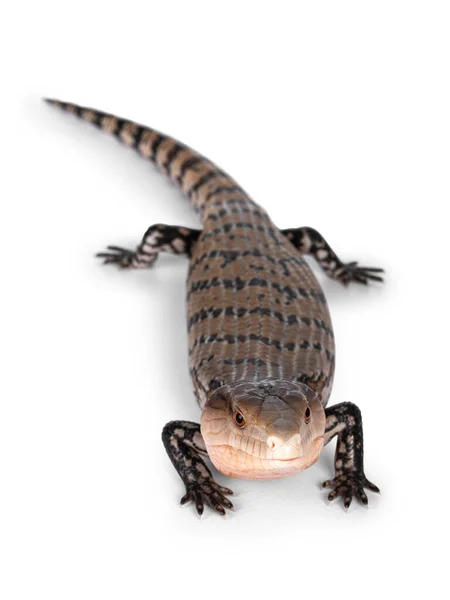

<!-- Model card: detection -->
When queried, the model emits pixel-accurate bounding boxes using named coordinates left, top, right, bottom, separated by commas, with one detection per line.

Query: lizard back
left=187, top=193, right=335, bottom=408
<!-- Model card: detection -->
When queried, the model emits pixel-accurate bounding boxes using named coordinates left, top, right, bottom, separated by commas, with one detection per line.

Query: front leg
left=97, top=224, right=201, bottom=269
left=322, top=402, right=380, bottom=509
left=282, top=226, right=384, bottom=285
left=162, top=420, right=234, bottom=516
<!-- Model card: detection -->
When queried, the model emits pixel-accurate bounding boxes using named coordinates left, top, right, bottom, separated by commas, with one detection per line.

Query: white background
left=1, top=1, right=449, bottom=598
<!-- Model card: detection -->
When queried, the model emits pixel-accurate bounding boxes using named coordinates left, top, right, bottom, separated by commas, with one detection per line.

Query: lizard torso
left=187, top=194, right=335, bottom=407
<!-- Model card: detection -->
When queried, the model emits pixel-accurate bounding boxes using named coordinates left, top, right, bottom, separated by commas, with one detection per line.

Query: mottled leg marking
left=96, top=224, right=201, bottom=269
left=282, top=227, right=384, bottom=285
left=161, top=420, right=234, bottom=516
left=322, top=402, right=380, bottom=510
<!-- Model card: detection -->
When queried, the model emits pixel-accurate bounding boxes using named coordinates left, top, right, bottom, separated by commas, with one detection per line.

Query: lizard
left=46, top=99, right=383, bottom=515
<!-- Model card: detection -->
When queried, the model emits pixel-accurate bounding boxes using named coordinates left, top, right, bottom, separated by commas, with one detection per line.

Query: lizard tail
left=44, top=99, right=247, bottom=220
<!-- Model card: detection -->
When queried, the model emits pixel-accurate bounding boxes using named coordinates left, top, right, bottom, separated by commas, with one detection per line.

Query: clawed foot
left=96, top=246, right=157, bottom=269
left=335, top=262, right=384, bottom=286
left=181, top=479, right=234, bottom=517
left=322, top=472, right=380, bottom=510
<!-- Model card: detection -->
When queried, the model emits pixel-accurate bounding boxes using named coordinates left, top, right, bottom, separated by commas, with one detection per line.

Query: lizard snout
left=266, top=433, right=302, bottom=459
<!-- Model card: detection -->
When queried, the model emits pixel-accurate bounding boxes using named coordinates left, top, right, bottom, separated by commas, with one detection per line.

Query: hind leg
left=97, top=224, right=201, bottom=269
left=282, top=226, right=384, bottom=285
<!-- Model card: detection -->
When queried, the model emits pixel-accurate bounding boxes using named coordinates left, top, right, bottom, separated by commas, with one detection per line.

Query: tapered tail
left=45, top=99, right=247, bottom=219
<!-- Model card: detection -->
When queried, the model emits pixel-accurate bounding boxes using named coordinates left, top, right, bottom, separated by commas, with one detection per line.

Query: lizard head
left=200, top=379, right=326, bottom=479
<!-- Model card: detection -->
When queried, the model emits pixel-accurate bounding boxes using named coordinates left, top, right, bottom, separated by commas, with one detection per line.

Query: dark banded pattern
left=45, top=99, right=335, bottom=407
left=187, top=276, right=326, bottom=303
left=189, top=332, right=334, bottom=359
left=160, top=142, right=184, bottom=173
left=189, top=248, right=308, bottom=273
left=187, top=306, right=334, bottom=337
left=44, top=99, right=243, bottom=219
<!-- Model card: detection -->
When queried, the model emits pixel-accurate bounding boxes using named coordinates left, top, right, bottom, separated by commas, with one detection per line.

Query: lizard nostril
left=267, top=436, right=280, bottom=450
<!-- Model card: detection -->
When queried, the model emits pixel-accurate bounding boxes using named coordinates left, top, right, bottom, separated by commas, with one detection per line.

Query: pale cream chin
left=206, top=437, right=324, bottom=480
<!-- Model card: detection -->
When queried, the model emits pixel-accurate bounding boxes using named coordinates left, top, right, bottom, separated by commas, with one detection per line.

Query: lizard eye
left=305, top=407, right=311, bottom=424
left=234, top=410, right=245, bottom=428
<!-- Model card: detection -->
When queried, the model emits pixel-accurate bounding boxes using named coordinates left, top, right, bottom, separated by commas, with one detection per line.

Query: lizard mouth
left=217, top=445, right=304, bottom=461
left=206, top=444, right=320, bottom=480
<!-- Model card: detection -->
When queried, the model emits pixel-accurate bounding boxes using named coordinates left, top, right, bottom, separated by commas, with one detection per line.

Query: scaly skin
left=46, top=99, right=383, bottom=515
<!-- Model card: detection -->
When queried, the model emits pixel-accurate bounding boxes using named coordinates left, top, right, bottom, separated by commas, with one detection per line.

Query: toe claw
left=180, top=492, right=191, bottom=506
left=327, top=489, right=338, bottom=503
left=220, top=497, right=234, bottom=510
left=365, top=480, right=381, bottom=494
left=357, top=267, right=384, bottom=273
left=353, top=275, right=368, bottom=285
left=194, top=493, right=204, bottom=516
left=343, top=496, right=352, bottom=510
left=106, top=245, right=129, bottom=253
left=217, top=485, right=234, bottom=496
